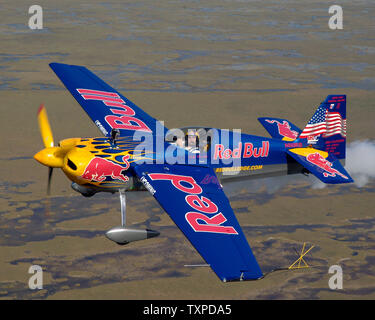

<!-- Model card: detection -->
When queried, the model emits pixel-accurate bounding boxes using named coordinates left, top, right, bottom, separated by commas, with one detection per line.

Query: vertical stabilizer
left=299, top=95, right=347, bottom=159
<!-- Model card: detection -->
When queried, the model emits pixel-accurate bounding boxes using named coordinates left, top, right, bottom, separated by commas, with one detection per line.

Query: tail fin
left=299, top=95, right=347, bottom=159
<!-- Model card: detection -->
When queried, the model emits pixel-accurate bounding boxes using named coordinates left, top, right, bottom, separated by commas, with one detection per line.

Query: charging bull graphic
left=81, top=155, right=130, bottom=182
left=306, top=152, right=348, bottom=179
left=265, top=119, right=299, bottom=140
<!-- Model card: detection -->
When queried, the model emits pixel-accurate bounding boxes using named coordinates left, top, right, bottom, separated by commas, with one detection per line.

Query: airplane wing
left=132, top=162, right=263, bottom=282
left=287, top=147, right=353, bottom=184
left=49, top=63, right=167, bottom=138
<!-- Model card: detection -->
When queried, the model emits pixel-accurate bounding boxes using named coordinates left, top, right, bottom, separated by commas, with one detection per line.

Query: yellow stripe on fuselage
left=282, top=137, right=295, bottom=142
left=288, top=147, right=328, bottom=158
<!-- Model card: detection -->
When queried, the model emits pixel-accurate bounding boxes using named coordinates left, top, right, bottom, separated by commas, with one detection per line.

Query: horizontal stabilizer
left=287, top=148, right=353, bottom=184
left=258, top=117, right=301, bottom=141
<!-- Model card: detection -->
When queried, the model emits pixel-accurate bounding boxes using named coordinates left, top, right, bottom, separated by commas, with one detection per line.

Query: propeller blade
left=47, top=167, right=53, bottom=196
left=38, top=104, right=54, bottom=148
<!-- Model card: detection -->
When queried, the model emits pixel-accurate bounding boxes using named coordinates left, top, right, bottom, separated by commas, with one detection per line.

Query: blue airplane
left=34, top=63, right=353, bottom=282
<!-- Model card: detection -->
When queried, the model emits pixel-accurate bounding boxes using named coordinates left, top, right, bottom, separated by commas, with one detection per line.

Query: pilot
left=170, top=130, right=202, bottom=153
left=185, top=131, right=200, bottom=154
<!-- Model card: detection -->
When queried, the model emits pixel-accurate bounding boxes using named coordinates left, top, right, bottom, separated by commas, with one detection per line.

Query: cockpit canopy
left=165, top=127, right=214, bottom=152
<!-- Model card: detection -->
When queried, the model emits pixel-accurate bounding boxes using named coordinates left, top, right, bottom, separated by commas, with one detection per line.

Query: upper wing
left=49, top=63, right=167, bottom=138
left=287, top=147, right=353, bottom=184
left=132, top=162, right=263, bottom=282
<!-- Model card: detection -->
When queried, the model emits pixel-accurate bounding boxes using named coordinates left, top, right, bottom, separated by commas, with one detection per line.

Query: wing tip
left=222, top=272, right=264, bottom=282
left=37, top=103, right=45, bottom=115
left=49, top=62, right=88, bottom=74
left=49, top=62, right=59, bottom=69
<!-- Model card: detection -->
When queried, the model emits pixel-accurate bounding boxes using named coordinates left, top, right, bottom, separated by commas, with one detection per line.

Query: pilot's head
left=186, top=131, right=199, bottom=148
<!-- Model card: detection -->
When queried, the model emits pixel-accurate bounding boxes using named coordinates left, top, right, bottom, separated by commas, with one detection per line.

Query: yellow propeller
left=34, top=105, right=64, bottom=168
left=34, top=104, right=63, bottom=195
left=34, top=104, right=81, bottom=194
left=37, top=104, right=54, bottom=148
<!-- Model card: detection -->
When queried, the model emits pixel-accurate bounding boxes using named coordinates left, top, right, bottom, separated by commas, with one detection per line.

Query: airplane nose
left=34, top=147, right=64, bottom=168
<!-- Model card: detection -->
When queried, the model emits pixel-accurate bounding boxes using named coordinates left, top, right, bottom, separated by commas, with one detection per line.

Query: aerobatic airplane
left=34, top=63, right=353, bottom=282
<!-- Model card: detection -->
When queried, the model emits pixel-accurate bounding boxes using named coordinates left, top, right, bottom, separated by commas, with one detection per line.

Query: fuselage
left=60, top=128, right=307, bottom=194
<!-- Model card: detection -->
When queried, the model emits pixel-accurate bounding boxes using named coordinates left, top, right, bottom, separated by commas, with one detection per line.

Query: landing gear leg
left=105, top=189, right=160, bottom=245
left=119, top=188, right=126, bottom=227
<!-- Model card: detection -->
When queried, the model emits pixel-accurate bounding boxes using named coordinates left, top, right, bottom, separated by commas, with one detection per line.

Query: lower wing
left=132, top=162, right=263, bottom=282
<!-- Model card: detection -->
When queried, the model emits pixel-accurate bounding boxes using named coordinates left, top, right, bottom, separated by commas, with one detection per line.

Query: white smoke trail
left=310, top=140, right=375, bottom=189
left=345, top=140, right=375, bottom=187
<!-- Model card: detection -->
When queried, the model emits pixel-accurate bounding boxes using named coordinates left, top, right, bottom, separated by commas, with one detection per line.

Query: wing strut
left=119, top=188, right=126, bottom=227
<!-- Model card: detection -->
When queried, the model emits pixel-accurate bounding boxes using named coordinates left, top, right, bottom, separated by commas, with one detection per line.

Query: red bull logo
left=265, top=120, right=298, bottom=140
left=81, top=155, right=130, bottom=182
left=306, top=152, right=348, bottom=179
left=213, top=141, right=269, bottom=160
left=76, top=89, right=152, bottom=133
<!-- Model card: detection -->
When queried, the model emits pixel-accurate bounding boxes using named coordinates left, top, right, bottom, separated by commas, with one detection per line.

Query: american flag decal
left=299, top=100, right=346, bottom=139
